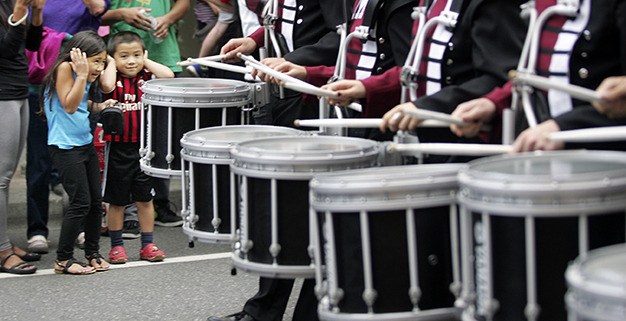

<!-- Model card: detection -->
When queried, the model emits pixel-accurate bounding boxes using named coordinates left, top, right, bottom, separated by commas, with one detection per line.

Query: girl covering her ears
left=40, top=30, right=116, bottom=275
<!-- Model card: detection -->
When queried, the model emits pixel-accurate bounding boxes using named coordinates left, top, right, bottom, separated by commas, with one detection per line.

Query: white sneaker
left=75, top=232, right=85, bottom=249
left=27, top=235, right=49, bottom=254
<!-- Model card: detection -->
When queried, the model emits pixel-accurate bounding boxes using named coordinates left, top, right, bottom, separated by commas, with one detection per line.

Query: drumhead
left=180, top=125, right=303, bottom=164
left=231, top=135, right=381, bottom=180
left=311, top=163, right=462, bottom=212
left=142, top=78, right=251, bottom=108
left=458, top=150, right=626, bottom=216
left=565, top=243, right=626, bottom=321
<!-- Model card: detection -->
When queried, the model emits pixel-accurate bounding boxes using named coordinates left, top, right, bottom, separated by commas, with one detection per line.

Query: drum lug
left=408, top=286, right=422, bottom=307
left=211, top=217, right=222, bottom=231
left=362, top=288, right=378, bottom=309
left=139, top=147, right=147, bottom=157
left=524, top=302, right=540, bottom=321
left=329, top=288, right=344, bottom=306
left=269, top=243, right=282, bottom=258
left=165, top=154, right=175, bottom=164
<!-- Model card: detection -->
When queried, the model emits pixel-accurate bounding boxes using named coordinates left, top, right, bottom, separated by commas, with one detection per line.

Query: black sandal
left=54, top=258, right=95, bottom=275
left=85, top=253, right=110, bottom=272
left=0, top=252, right=37, bottom=275
left=12, top=246, right=41, bottom=262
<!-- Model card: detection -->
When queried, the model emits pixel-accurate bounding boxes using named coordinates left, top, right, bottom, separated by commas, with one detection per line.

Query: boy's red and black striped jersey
left=103, top=69, right=153, bottom=143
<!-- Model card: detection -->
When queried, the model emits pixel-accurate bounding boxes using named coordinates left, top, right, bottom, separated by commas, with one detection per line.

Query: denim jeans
left=49, top=144, right=103, bottom=260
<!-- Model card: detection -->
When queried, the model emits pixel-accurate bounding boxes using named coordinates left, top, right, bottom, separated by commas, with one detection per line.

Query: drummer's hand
left=273, top=61, right=307, bottom=82
left=380, top=102, right=422, bottom=133
left=450, top=98, right=495, bottom=138
left=94, top=99, right=118, bottom=113
left=252, top=57, right=285, bottom=83
left=322, top=80, right=366, bottom=107
left=512, top=120, right=564, bottom=153
left=593, top=76, right=626, bottom=119
left=220, top=38, right=257, bottom=63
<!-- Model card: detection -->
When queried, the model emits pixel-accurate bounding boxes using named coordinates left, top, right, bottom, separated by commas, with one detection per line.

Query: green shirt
left=109, top=0, right=182, bottom=72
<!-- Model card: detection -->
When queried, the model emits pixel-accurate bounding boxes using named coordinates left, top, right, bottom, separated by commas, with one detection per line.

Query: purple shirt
left=43, top=0, right=110, bottom=34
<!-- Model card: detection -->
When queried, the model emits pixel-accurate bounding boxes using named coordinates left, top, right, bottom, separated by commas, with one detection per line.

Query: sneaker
left=122, top=220, right=140, bottom=239
left=27, top=235, right=49, bottom=254
left=75, top=232, right=85, bottom=249
left=186, top=64, right=210, bottom=78
left=139, top=243, right=165, bottom=262
left=109, top=246, right=128, bottom=264
left=154, top=202, right=183, bottom=227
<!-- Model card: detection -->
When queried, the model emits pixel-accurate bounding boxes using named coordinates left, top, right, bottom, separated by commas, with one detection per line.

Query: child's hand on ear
left=69, top=48, right=90, bottom=80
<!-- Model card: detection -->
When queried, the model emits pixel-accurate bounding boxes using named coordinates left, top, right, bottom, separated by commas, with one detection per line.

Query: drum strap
left=361, top=0, right=384, bottom=40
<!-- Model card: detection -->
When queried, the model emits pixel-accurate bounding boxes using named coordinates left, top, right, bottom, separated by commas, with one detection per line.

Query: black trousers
left=243, top=277, right=318, bottom=321
left=49, top=144, right=102, bottom=260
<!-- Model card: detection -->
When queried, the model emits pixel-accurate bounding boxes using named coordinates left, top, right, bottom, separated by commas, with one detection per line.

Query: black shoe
left=154, top=202, right=183, bottom=227
left=122, top=220, right=140, bottom=239
left=207, top=311, right=255, bottom=321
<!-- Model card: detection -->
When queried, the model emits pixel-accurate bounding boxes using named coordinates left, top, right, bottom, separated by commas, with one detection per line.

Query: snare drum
left=140, top=78, right=253, bottom=178
left=310, top=164, right=463, bottom=320
left=457, top=151, right=626, bottom=321
left=565, top=243, right=626, bottom=321
left=230, top=136, right=381, bottom=278
left=180, top=125, right=302, bottom=244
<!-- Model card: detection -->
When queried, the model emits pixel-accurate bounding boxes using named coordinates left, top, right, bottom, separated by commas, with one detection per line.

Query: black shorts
left=103, top=142, right=153, bottom=206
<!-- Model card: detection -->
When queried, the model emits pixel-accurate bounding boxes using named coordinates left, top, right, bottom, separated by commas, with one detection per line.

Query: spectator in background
left=0, top=0, right=45, bottom=275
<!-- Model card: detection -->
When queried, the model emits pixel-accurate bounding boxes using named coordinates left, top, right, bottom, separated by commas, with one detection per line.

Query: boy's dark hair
left=39, top=30, right=107, bottom=116
left=107, top=31, right=145, bottom=55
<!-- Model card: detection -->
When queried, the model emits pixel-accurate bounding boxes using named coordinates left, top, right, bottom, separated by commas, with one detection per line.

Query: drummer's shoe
left=139, top=243, right=165, bottom=262
left=154, top=202, right=183, bottom=227
left=207, top=311, right=256, bottom=321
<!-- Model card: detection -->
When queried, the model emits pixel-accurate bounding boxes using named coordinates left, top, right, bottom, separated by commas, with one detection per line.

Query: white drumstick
left=178, top=58, right=253, bottom=75
left=238, top=53, right=363, bottom=112
left=548, top=126, right=626, bottom=143
left=294, top=118, right=452, bottom=128
left=512, top=71, right=602, bottom=102
left=389, top=143, right=512, bottom=156
left=176, top=55, right=226, bottom=66
left=400, top=107, right=467, bottom=126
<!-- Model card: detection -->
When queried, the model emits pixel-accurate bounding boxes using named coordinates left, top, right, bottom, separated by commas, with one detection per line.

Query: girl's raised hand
left=69, top=48, right=90, bottom=80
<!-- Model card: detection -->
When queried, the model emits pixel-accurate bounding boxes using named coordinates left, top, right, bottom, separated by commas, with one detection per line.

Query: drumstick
left=400, top=106, right=467, bottom=126
left=511, top=71, right=602, bottom=102
left=178, top=58, right=253, bottom=75
left=294, top=118, right=452, bottom=128
left=388, top=142, right=512, bottom=156
left=548, top=126, right=626, bottom=143
left=176, top=55, right=226, bottom=66
left=238, top=53, right=363, bottom=112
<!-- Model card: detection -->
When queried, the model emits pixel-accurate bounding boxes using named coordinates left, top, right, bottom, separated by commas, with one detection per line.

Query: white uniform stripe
left=548, top=0, right=590, bottom=117
left=281, top=0, right=297, bottom=52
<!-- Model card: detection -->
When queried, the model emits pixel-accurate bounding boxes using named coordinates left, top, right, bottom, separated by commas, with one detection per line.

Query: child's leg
left=107, top=204, right=125, bottom=243
left=49, top=146, right=92, bottom=262
left=136, top=201, right=155, bottom=233
left=83, top=146, right=103, bottom=257
left=137, top=200, right=165, bottom=261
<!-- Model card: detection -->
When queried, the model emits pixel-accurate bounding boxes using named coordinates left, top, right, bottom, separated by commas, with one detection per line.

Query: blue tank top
left=44, top=82, right=93, bottom=149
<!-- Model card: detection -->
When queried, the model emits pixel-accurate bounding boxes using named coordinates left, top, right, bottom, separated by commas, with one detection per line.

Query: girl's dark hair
left=39, top=30, right=107, bottom=116
left=107, top=30, right=145, bottom=55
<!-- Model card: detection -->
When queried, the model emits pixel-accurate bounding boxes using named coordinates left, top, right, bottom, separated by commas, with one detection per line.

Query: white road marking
left=0, top=252, right=232, bottom=279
